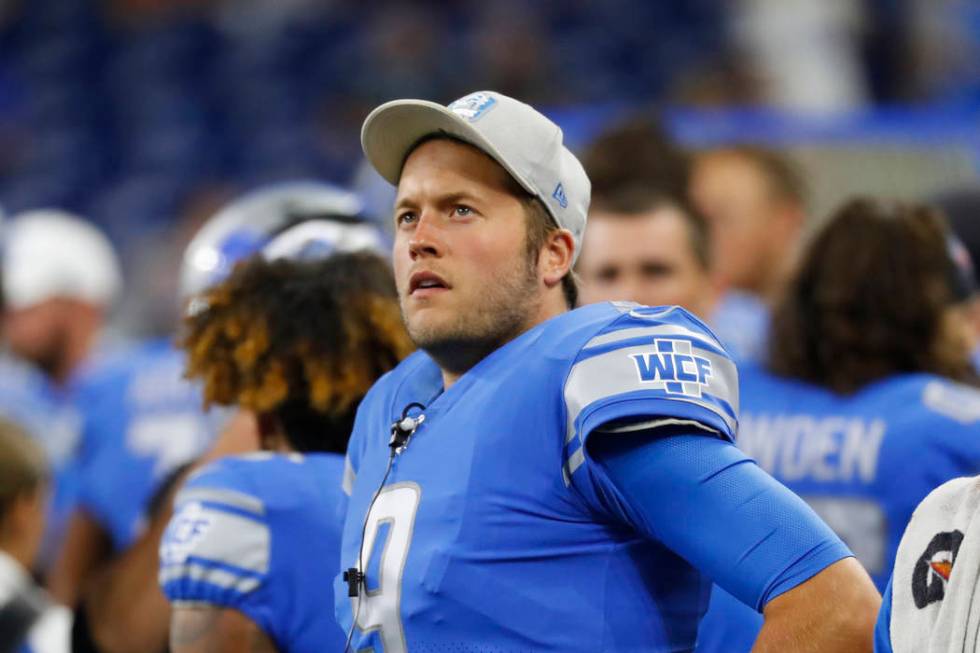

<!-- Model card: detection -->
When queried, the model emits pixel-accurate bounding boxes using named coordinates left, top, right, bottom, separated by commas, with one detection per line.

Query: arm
left=588, top=430, right=880, bottom=652
left=46, top=509, right=111, bottom=607
left=171, top=607, right=277, bottom=653
left=82, top=479, right=179, bottom=653
left=754, top=557, right=878, bottom=652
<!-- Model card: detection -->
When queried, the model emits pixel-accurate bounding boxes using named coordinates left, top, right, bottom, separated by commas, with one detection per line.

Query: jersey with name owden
left=73, top=337, right=225, bottom=551
left=695, top=365, right=980, bottom=653
left=336, top=302, right=739, bottom=653
left=159, top=453, right=348, bottom=652
left=735, top=365, right=980, bottom=589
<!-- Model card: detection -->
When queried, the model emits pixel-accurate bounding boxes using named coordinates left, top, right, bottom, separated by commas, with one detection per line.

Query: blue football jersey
left=707, top=291, right=770, bottom=363
left=696, top=365, right=980, bottom=652
left=73, top=338, right=223, bottom=550
left=0, top=355, right=82, bottom=568
left=160, top=452, right=348, bottom=652
left=337, top=302, right=740, bottom=652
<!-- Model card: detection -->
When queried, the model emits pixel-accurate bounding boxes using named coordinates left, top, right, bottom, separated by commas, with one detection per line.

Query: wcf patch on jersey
left=160, top=501, right=213, bottom=565
left=631, top=338, right=713, bottom=398
left=448, top=93, right=497, bottom=122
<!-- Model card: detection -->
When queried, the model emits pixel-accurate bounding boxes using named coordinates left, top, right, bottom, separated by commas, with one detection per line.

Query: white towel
left=890, top=476, right=980, bottom=652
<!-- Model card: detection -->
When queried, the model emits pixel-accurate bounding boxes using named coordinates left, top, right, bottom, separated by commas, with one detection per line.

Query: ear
left=540, top=229, right=576, bottom=289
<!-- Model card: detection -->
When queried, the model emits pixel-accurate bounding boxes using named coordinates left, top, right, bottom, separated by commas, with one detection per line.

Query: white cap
left=361, top=90, right=591, bottom=262
left=2, top=209, right=122, bottom=310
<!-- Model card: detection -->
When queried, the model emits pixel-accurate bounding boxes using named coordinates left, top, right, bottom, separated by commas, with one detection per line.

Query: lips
left=408, top=270, right=450, bottom=296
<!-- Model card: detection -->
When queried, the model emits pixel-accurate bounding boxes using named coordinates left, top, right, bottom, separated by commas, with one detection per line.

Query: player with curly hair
left=697, top=197, right=980, bottom=652
left=159, top=250, right=413, bottom=653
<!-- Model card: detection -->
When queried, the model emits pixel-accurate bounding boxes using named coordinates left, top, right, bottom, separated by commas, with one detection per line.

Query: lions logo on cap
left=448, top=93, right=497, bottom=122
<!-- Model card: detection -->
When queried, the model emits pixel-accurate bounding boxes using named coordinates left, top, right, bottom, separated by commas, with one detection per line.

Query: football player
left=576, top=188, right=717, bottom=325
left=696, top=198, right=980, bottom=652
left=51, top=182, right=380, bottom=653
left=689, top=145, right=808, bottom=362
left=1, top=210, right=124, bottom=578
left=337, top=90, right=880, bottom=652
left=159, top=246, right=412, bottom=653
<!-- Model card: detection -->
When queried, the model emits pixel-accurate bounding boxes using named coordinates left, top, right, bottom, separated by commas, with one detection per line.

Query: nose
left=408, top=211, right=444, bottom=260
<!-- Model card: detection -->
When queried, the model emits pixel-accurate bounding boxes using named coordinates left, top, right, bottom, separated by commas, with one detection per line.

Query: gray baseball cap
left=361, top=90, right=590, bottom=262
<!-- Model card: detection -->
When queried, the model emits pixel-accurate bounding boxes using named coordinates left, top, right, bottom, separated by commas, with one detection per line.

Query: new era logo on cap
left=553, top=183, right=568, bottom=209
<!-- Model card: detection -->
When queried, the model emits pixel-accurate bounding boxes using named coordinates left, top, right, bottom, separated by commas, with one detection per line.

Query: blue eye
left=396, top=212, right=417, bottom=226
left=453, top=206, right=473, bottom=217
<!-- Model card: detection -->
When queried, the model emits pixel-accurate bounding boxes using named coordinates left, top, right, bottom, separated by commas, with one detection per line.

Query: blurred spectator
left=1, top=210, right=121, bottom=571
left=581, top=114, right=690, bottom=204
left=2, top=210, right=122, bottom=386
left=727, top=0, right=868, bottom=112
left=697, top=197, right=980, bottom=652
left=577, top=188, right=716, bottom=322
left=690, top=145, right=806, bottom=303
left=690, top=145, right=807, bottom=360
left=0, top=417, right=70, bottom=653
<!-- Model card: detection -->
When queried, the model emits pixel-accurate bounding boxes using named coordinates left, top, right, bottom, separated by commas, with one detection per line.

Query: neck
left=439, top=292, right=568, bottom=389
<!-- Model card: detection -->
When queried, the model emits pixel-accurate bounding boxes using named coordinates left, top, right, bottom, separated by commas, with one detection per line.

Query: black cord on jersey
left=342, top=402, right=425, bottom=653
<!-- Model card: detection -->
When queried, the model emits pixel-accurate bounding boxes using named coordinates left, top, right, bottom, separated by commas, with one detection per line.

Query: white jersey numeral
left=127, top=413, right=207, bottom=478
left=353, top=482, right=421, bottom=653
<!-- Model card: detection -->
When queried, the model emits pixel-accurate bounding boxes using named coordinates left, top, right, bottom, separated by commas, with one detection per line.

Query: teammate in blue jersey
left=0, top=354, right=80, bottom=571
left=696, top=198, right=980, bottom=653
left=51, top=183, right=386, bottom=653
left=337, top=90, right=880, bottom=652
left=160, top=250, right=413, bottom=653
left=1, top=210, right=123, bottom=581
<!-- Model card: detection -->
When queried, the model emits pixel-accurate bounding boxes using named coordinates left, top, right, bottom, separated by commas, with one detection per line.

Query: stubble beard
left=402, top=255, right=541, bottom=379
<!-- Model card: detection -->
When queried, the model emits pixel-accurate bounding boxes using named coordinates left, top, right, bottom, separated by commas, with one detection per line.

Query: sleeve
left=589, top=431, right=853, bottom=611
left=158, top=468, right=276, bottom=636
left=874, top=578, right=894, bottom=653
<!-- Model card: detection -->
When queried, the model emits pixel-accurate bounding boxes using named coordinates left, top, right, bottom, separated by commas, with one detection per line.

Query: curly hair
left=182, top=252, right=414, bottom=454
left=768, top=197, right=979, bottom=394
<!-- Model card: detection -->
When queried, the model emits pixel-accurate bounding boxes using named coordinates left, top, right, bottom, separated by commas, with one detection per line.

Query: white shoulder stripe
left=160, top=502, right=270, bottom=575
left=584, top=323, right=724, bottom=352
left=564, top=342, right=738, bottom=443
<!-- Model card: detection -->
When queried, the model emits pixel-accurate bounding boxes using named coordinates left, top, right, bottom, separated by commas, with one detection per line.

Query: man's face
left=689, top=154, right=783, bottom=294
left=392, top=139, right=542, bottom=368
left=3, top=300, right=67, bottom=376
left=577, top=207, right=715, bottom=320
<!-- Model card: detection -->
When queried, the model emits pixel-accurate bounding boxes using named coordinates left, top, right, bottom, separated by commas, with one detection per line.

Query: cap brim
left=360, top=99, right=536, bottom=195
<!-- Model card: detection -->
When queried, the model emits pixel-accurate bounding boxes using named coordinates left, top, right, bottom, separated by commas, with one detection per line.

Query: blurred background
left=0, top=0, right=977, bottom=334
